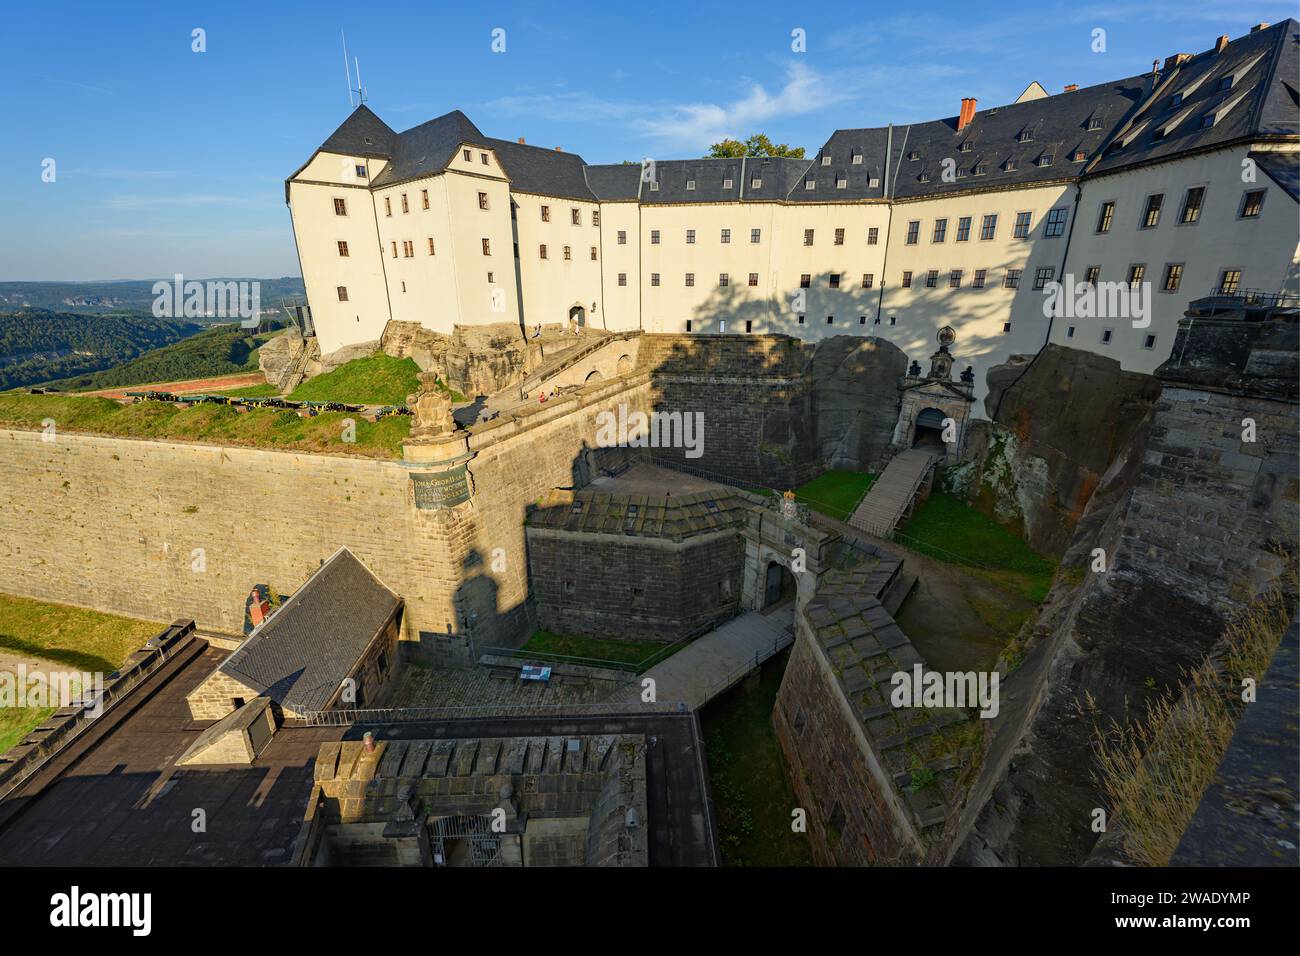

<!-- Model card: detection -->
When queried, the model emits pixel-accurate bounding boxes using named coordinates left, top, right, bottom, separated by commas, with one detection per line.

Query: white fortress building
left=287, top=20, right=1298, bottom=413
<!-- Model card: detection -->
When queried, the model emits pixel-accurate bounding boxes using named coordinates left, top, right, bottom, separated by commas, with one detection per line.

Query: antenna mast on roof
left=342, top=30, right=354, bottom=108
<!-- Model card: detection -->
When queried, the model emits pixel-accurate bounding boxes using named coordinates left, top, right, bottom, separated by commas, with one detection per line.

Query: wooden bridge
left=847, top=448, right=939, bottom=537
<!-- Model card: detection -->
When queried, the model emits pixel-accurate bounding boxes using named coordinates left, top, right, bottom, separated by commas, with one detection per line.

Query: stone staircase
left=277, top=342, right=312, bottom=394
left=847, top=448, right=937, bottom=537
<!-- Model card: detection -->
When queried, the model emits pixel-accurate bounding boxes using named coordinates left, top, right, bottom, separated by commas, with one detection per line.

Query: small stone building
left=526, top=488, right=747, bottom=641
left=187, top=547, right=404, bottom=721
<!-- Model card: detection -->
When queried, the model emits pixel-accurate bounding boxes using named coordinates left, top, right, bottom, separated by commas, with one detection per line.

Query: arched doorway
left=584, top=369, right=603, bottom=384
left=913, top=407, right=947, bottom=450
left=763, top=561, right=796, bottom=609
left=568, top=304, right=586, bottom=327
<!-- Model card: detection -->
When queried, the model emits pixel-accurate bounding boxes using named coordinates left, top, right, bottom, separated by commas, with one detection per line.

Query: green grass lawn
left=0, top=593, right=160, bottom=754
left=518, top=629, right=680, bottom=670
left=288, top=354, right=423, bottom=406
left=791, top=469, right=877, bottom=522
left=899, top=492, right=1057, bottom=602
left=701, top=651, right=812, bottom=866
left=0, top=391, right=410, bottom=458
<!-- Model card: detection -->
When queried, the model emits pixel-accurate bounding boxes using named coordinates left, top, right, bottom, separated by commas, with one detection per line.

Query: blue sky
left=1, top=0, right=1289, bottom=280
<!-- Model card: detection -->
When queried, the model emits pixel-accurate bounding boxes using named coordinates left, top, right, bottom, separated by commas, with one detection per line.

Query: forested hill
left=49, top=321, right=284, bottom=391
left=0, top=310, right=202, bottom=390
left=0, top=277, right=304, bottom=314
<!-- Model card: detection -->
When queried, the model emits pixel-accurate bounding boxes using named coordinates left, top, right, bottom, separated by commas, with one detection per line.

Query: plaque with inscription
left=411, top=466, right=471, bottom=509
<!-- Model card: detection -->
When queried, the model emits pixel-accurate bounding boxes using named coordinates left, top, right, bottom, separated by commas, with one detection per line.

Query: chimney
left=1250, top=23, right=1269, bottom=32
left=1215, top=34, right=1229, bottom=54
left=1063, top=84, right=1078, bottom=93
left=517, top=136, right=525, bottom=144
left=554, top=146, right=563, bottom=151
left=957, top=97, right=977, bottom=132
left=1163, top=53, right=1192, bottom=71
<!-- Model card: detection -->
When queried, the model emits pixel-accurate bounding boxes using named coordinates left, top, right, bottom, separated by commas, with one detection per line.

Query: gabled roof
left=485, top=137, right=596, bottom=200
left=318, top=104, right=396, bottom=158
left=219, top=547, right=402, bottom=713
left=369, top=110, right=492, bottom=187
left=584, top=163, right=642, bottom=200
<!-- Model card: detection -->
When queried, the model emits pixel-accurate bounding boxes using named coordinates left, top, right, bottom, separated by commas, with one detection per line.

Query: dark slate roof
left=787, top=127, right=892, bottom=202
left=1091, top=20, right=1297, bottom=176
left=318, top=105, right=397, bottom=158
left=485, top=137, right=596, bottom=200
left=219, top=547, right=402, bottom=713
left=637, top=157, right=748, bottom=203
left=370, top=110, right=492, bottom=187
left=584, top=163, right=642, bottom=200
left=527, top=488, right=747, bottom=539
left=1251, top=149, right=1300, bottom=201
left=745, top=155, right=815, bottom=201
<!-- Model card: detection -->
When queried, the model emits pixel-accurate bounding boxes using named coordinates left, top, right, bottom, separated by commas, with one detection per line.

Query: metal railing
left=698, top=625, right=796, bottom=705
left=1189, top=288, right=1299, bottom=317
left=288, top=699, right=690, bottom=727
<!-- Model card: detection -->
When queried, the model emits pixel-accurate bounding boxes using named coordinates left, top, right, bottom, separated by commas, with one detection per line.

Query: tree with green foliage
left=707, top=135, right=805, bottom=159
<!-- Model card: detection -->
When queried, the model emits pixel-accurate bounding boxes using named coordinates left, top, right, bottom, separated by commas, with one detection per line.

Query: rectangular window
left=949, top=269, right=962, bottom=288
left=590, top=247, right=598, bottom=261
left=803, top=229, right=814, bottom=246
left=867, top=227, right=879, bottom=245
left=422, top=189, right=429, bottom=210
left=1066, top=325, right=1075, bottom=338
left=563, top=245, right=571, bottom=260
left=478, top=192, right=489, bottom=210
left=651, top=273, right=660, bottom=286
left=1084, top=265, right=1100, bottom=285
left=980, top=214, right=997, bottom=240
left=1161, top=263, right=1183, bottom=292
left=826, top=315, right=834, bottom=324
left=800, top=274, right=811, bottom=288
left=905, top=221, right=920, bottom=244
left=428, top=238, right=436, bottom=255
left=750, top=228, right=761, bottom=243
left=834, top=227, right=845, bottom=245
left=686, top=180, right=696, bottom=190
left=748, top=273, right=759, bottom=287
left=1097, top=201, right=1115, bottom=233
left=384, top=197, right=392, bottom=217
left=355, top=164, right=366, bottom=178
left=337, top=286, right=348, bottom=301
left=337, top=241, right=349, bottom=257
left=719, top=273, right=729, bottom=287
left=902, top=271, right=913, bottom=288
left=685, top=273, right=695, bottom=287
left=1003, top=321, right=1012, bottom=333
left=1004, top=269, right=1022, bottom=289
left=1143, top=334, right=1157, bottom=349
left=1141, top=194, right=1163, bottom=228
left=745, top=319, right=753, bottom=332
left=482, top=238, right=491, bottom=256
left=1239, top=189, right=1265, bottom=218
left=592, top=210, right=600, bottom=226
left=1013, top=211, right=1032, bottom=239
left=889, top=316, right=897, bottom=326
left=650, top=230, right=660, bottom=244
left=572, top=208, right=581, bottom=225
left=925, top=270, right=938, bottom=288
left=462, top=149, right=472, bottom=162
left=955, top=217, right=971, bottom=242
left=332, top=196, right=350, bottom=216
left=401, top=193, right=409, bottom=214
left=541, top=205, right=551, bottom=222
left=686, top=229, right=695, bottom=244
left=539, top=244, right=548, bottom=259
left=404, top=240, right=414, bottom=257
left=1219, top=269, right=1242, bottom=294
left=1179, top=186, right=1206, bottom=224
left=617, top=230, right=627, bottom=244
left=751, top=177, right=762, bottom=189
left=1101, top=328, right=1113, bottom=344
left=686, top=319, right=693, bottom=331
left=862, top=273, right=874, bottom=289
left=972, top=269, right=986, bottom=289
left=1127, top=264, right=1145, bottom=288
left=932, top=219, right=947, bottom=243
left=618, top=273, right=627, bottom=286
left=1045, top=207, right=1068, bottom=237
left=721, top=228, right=731, bottom=244
left=723, top=179, right=733, bottom=189
left=481, top=152, right=491, bottom=165
left=829, top=273, right=841, bottom=289
left=1033, top=266, right=1054, bottom=290
left=391, top=241, right=397, bottom=258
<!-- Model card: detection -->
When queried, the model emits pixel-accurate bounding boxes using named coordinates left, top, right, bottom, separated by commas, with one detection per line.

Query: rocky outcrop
left=379, top=321, right=542, bottom=398
left=810, top=336, right=908, bottom=473
left=967, top=345, right=1161, bottom=556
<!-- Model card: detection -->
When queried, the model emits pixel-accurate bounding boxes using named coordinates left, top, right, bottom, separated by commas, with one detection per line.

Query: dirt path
left=81, top=372, right=267, bottom=400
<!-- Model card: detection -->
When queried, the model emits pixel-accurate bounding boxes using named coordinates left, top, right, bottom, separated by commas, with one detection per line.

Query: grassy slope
left=0, top=593, right=159, bottom=754
left=289, top=354, right=422, bottom=406
left=744, top=469, right=877, bottom=523
left=899, top=492, right=1057, bottom=602
left=519, top=629, right=681, bottom=670
left=701, top=651, right=812, bottom=866
left=0, top=392, right=410, bottom=458
left=52, top=324, right=280, bottom=392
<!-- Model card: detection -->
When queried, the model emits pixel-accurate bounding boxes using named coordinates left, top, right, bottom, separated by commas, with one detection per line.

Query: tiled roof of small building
left=528, top=488, right=747, bottom=540
left=220, top=547, right=401, bottom=713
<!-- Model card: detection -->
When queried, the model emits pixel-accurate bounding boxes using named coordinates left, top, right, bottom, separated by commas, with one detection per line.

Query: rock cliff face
left=964, top=345, right=1161, bottom=557
left=380, top=321, right=541, bottom=397
left=955, top=318, right=1298, bottom=866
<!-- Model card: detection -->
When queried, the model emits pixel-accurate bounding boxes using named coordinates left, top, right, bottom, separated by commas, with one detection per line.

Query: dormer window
left=836, top=177, right=847, bottom=189
left=1171, top=93, right=1184, bottom=108
left=1216, top=75, right=1233, bottom=91
left=723, top=178, right=733, bottom=189
left=1018, top=129, right=1033, bottom=143
left=1201, top=113, right=1216, bottom=129
left=973, top=162, right=988, bottom=175
left=821, top=155, right=832, bottom=166
left=918, top=169, right=930, bottom=183
left=649, top=181, right=660, bottom=191
left=1087, top=116, right=1103, bottom=131
left=1004, top=158, right=1018, bottom=171
left=959, top=141, right=973, bottom=152
left=852, top=152, right=863, bottom=165
left=868, top=177, right=880, bottom=187
left=686, top=179, right=696, bottom=190
left=908, top=149, right=920, bottom=161
left=805, top=179, right=816, bottom=190
left=955, top=167, right=967, bottom=178
left=1038, top=153, right=1054, bottom=167
left=1073, top=150, right=1086, bottom=162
